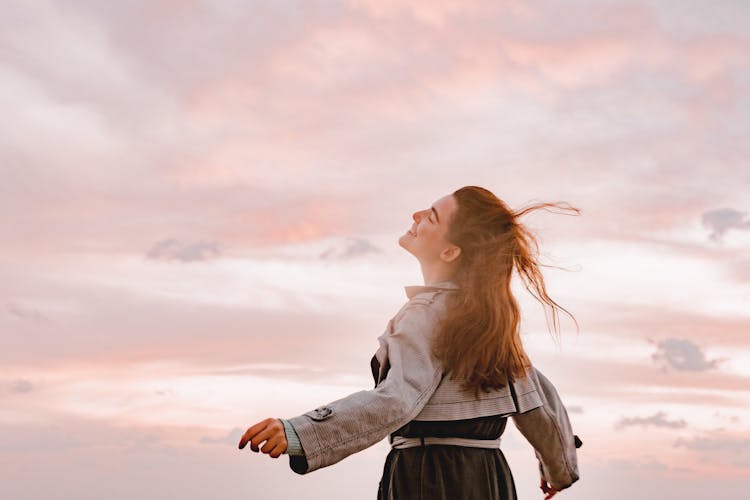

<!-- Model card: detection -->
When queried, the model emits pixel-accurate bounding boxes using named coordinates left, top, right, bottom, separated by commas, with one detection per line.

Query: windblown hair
left=432, top=186, right=581, bottom=398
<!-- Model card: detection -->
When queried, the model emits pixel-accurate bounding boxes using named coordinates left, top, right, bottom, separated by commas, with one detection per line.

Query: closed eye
left=430, top=206, right=440, bottom=224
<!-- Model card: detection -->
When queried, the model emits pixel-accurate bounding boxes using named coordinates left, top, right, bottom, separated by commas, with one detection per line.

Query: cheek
left=418, top=222, right=432, bottom=236
left=420, top=226, right=439, bottom=243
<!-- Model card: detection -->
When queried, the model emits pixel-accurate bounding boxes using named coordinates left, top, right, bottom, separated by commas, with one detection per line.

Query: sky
left=1, top=0, right=749, bottom=498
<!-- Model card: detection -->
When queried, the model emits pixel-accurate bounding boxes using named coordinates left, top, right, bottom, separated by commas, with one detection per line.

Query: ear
left=440, top=245, right=461, bottom=263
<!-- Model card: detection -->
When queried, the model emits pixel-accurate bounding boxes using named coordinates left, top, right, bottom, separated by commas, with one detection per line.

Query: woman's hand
left=238, top=417, right=288, bottom=459
left=540, top=477, right=560, bottom=499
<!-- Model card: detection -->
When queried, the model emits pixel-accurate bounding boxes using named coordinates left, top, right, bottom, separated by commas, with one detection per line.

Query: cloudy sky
left=2, top=0, right=749, bottom=498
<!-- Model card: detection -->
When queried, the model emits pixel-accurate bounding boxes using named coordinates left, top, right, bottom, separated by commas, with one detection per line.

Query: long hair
left=431, top=186, right=581, bottom=398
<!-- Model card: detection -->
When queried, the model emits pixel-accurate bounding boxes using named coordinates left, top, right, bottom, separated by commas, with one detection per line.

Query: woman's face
left=398, top=194, right=460, bottom=264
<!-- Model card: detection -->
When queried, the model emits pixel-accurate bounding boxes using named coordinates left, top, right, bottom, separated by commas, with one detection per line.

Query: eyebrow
left=431, top=206, right=440, bottom=224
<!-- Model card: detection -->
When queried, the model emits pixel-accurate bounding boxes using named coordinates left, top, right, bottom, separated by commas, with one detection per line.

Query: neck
left=419, top=262, right=455, bottom=286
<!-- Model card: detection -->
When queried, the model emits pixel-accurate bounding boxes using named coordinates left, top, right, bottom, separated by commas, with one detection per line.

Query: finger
left=252, top=419, right=284, bottom=451
left=238, top=419, right=272, bottom=449
left=261, top=434, right=282, bottom=454
left=251, top=427, right=277, bottom=452
left=239, top=425, right=262, bottom=450
left=239, top=427, right=258, bottom=450
left=268, top=440, right=287, bottom=458
left=539, top=478, right=549, bottom=493
left=249, top=427, right=273, bottom=452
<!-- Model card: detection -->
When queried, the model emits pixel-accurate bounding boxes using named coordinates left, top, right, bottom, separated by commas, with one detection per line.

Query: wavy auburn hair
left=432, top=186, right=581, bottom=398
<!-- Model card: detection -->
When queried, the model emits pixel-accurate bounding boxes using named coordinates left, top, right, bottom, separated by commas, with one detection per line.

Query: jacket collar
left=404, top=279, right=460, bottom=299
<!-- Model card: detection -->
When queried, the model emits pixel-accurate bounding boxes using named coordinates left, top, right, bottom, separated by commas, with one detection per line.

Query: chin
left=397, top=235, right=411, bottom=251
left=399, top=245, right=418, bottom=261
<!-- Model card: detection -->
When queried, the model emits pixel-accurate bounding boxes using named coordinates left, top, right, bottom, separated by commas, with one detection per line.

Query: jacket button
left=313, top=406, right=331, bottom=416
left=307, top=406, right=334, bottom=421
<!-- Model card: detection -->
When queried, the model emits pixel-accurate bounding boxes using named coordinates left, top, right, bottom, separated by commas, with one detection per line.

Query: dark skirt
left=377, top=414, right=517, bottom=500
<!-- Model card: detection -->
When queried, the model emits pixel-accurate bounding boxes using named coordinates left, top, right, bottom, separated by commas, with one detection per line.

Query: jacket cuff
left=281, top=419, right=305, bottom=456
left=285, top=414, right=323, bottom=474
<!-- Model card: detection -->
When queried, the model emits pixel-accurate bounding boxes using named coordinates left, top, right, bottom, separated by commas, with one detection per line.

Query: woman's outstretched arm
left=511, top=367, right=582, bottom=492
left=238, top=301, right=444, bottom=474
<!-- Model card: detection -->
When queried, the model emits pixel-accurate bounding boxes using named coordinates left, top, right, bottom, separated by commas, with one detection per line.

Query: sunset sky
left=2, top=1, right=749, bottom=499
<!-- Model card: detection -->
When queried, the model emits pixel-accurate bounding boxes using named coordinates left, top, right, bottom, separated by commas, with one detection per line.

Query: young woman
left=239, top=186, right=582, bottom=499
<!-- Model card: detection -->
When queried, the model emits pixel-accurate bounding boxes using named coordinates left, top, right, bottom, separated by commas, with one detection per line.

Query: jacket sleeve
left=284, top=302, right=443, bottom=475
left=511, top=367, right=582, bottom=490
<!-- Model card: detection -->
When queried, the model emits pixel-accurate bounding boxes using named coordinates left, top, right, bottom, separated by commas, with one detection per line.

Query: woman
left=239, top=186, right=582, bottom=499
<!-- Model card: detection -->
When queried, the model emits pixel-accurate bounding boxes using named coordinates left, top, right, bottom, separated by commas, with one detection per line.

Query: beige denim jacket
left=286, top=280, right=581, bottom=490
